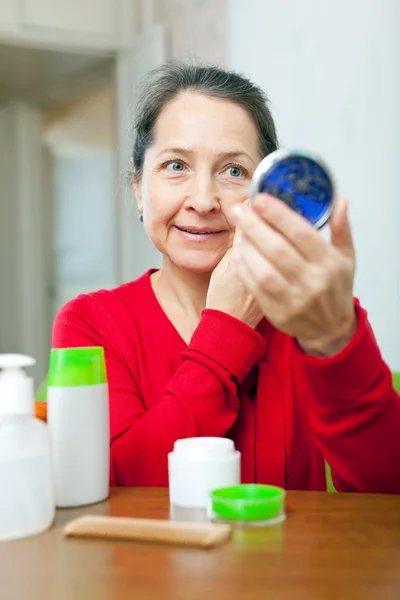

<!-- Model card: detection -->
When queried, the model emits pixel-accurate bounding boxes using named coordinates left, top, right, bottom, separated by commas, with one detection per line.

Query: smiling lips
left=174, top=225, right=226, bottom=241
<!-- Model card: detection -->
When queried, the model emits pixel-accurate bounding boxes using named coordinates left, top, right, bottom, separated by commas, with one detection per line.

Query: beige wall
left=0, top=103, right=48, bottom=380
left=42, top=86, right=117, bottom=322
left=44, top=87, right=115, bottom=149
left=0, top=105, right=20, bottom=355
left=136, top=0, right=227, bottom=65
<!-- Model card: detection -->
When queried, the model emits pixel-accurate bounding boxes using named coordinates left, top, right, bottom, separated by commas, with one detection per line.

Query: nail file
left=64, top=515, right=232, bottom=549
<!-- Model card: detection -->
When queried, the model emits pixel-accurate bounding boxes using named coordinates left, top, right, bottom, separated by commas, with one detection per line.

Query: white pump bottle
left=0, top=354, right=55, bottom=541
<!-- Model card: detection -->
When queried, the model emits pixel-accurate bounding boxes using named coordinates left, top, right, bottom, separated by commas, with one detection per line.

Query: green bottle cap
left=210, top=484, right=286, bottom=525
left=48, top=347, right=107, bottom=387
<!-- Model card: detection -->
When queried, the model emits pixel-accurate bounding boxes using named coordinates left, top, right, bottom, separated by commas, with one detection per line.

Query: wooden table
left=2, top=488, right=400, bottom=600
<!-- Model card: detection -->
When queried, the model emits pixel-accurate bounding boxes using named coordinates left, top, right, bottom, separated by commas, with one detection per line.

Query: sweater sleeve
left=52, top=301, right=265, bottom=487
left=291, top=300, right=400, bottom=494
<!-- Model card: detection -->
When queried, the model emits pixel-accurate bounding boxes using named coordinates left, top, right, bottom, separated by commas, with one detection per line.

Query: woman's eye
left=166, top=161, right=185, bottom=172
left=227, top=165, right=243, bottom=178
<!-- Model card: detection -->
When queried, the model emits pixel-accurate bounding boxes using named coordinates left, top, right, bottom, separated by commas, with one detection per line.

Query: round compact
left=250, top=148, right=335, bottom=229
left=209, top=484, right=286, bottom=527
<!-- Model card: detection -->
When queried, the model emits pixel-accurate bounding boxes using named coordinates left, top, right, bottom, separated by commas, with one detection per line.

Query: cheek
left=144, top=178, right=182, bottom=224
left=219, top=183, right=250, bottom=211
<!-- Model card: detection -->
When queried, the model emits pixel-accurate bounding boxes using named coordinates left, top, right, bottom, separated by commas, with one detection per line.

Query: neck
left=153, top=257, right=211, bottom=322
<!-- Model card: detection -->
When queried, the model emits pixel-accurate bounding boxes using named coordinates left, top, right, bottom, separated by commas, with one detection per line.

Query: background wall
left=153, top=0, right=226, bottom=64
left=44, top=87, right=115, bottom=148
left=43, top=87, right=118, bottom=319
left=0, top=102, right=48, bottom=378
left=0, top=105, right=21, bottom=355
left=228, top=0, right=400, bottom=369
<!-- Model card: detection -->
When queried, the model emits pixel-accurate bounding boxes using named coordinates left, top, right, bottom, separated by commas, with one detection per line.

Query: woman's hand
left=206, top=231, right=264, bottom=330
left=230, top=194, right=357, bottom=357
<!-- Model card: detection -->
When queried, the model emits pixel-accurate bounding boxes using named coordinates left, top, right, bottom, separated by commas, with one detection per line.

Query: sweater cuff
left=291, top=300, right=386, bottom=401
left=188, top=309, right=266, bottom=384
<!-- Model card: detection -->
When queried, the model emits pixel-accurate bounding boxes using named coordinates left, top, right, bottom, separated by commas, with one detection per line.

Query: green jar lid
left=48, top=347, right=107, bottom=387
left=210, top=484, right=286, bottom=525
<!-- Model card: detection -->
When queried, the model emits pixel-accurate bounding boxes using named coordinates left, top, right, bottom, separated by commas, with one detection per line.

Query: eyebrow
left=157, top=147, right=257, bottom=166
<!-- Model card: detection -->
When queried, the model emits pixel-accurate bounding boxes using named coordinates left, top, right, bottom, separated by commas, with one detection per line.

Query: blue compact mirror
left=250, top=149, right=335, bottom=229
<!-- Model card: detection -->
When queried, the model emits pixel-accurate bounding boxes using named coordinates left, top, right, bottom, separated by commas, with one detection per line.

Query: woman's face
left=134, top=91, right=262, bottom=274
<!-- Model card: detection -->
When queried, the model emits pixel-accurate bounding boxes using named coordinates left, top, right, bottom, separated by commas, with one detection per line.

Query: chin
left=172, top=253, right=224, bottom=275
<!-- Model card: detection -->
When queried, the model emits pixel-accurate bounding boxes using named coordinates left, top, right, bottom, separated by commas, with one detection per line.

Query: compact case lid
left=210, top=484, right=286, bottom=525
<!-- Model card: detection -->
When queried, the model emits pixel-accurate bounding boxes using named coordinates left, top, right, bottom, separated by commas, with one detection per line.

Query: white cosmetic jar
left=168, top=437, right=241, bottom=509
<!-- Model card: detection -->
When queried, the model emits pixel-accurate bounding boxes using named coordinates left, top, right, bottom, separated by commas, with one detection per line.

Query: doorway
left=43, top=87, right=118, bottom=323
left=0, top=24, right=165, bottom=385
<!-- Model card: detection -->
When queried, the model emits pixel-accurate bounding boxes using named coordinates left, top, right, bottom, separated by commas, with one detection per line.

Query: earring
left=139, top=213, right=143, bottom=223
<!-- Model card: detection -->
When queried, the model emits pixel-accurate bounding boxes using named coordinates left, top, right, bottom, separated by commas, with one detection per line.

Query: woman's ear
left=133, top=178, right=142, bottom=213
left=130, top=158, right=143, bottom=213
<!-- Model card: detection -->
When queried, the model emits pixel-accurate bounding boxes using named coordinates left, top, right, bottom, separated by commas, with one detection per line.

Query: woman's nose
left=184, top=174, right=220, bottom=214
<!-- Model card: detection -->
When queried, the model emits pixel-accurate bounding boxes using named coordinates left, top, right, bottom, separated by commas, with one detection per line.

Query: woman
left=53, top=62, right=400, bottom=492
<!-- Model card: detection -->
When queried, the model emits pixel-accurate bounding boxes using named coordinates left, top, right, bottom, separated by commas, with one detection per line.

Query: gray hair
left=132, top=61, right=279, bottom=179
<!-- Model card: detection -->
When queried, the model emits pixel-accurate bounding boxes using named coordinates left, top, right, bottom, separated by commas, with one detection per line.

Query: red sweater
left=52, top=270, right=400, bottom=493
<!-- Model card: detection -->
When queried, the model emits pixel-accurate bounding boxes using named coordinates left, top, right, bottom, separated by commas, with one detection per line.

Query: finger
left=230, top=203, right=307, bottom=282
left=231, top=222, right=243, bottom=248
left=330, top=196, right=355, bottom=260
left=252, top=193, right=328, bottom=262
left=234, top=235, right=290, bottom=301
left=226, top=198, right=251, bottom=229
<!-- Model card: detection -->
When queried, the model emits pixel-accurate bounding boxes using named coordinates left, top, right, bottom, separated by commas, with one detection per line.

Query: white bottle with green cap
left=47, top=347, right=109, bottom=508
left=0, top=354, right=55, bottom=541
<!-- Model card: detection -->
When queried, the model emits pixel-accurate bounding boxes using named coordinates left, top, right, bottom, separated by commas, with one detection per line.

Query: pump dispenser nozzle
left=0, top=354, right=36, bottom=416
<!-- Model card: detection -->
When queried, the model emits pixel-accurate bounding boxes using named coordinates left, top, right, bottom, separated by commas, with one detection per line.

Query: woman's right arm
left=52, top=300, right=265, bottom=487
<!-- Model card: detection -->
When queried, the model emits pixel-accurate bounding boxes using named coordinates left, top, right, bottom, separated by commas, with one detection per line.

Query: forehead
left=152, top=91, right=260, bottom=156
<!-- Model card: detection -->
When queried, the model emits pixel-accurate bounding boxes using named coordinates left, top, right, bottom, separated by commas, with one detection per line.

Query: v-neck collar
left=144, top=269, right=188, bottom=351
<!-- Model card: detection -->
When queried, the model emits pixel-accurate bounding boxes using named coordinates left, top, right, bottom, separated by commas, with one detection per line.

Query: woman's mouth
left=174, top=225, right=225, bottom=242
